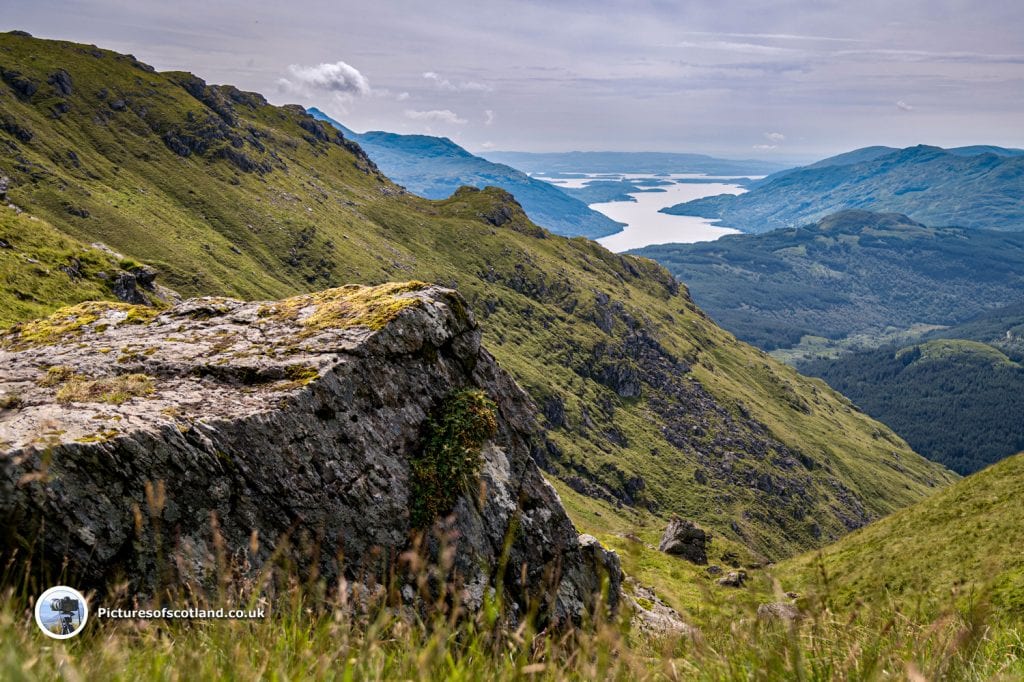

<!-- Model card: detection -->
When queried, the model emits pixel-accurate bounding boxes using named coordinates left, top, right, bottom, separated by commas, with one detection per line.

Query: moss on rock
left=410, top=388, right=498, bottom=528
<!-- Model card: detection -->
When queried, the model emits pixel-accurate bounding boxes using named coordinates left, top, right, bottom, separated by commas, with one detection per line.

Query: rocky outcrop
left=658, top=516, right=708, bottom=564
left=0, top=282, right=620, bottom=624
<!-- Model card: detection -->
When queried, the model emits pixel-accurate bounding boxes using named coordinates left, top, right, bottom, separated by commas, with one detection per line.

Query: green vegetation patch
left=410, top=389, right=498, bottom=528
left=2, top=300, right=158, bottom=349
left=782, top=451, right=1024, bottom=617
left=54, top=373, right=155, bottom=405
left=259, top=281, right=430, bottom=334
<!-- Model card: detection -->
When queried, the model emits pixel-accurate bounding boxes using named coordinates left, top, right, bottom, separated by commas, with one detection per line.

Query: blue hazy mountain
left=308, top=108, right=623, bottom=239
left=662, top=145, right=1024, bottom=232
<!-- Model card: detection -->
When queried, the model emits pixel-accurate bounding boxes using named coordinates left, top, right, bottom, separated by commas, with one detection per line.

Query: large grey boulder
left=0, top=283, right=620, bottom=624
left=658, top=516, right=708, bottom=564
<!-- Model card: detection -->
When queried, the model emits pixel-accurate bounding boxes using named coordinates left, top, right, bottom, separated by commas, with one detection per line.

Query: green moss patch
left=260, top=281, right=430, bottom=334
left=2, top=300, right=159, bottom=349
left=54, top=373, right=155, bottom=405
left=410, top=389, right=498, bottom=528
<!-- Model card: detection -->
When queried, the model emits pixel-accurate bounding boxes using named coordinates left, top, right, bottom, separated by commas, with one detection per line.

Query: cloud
left=285, top=61, right=370, bottom=95
left=278, top=62, right=370, bottom=104
left=480, top=141, right=495, bottom=150
left=896, top=100, right=914, bottom=111
left=764, top=131, right=785, bottom=142
left=679, top=31, right=867, bottom=44
left=676, top=40, right=801, bottom=56
left=752, top=144, right=778, bottom=151
left=397, top=92, right=410, bottom=101
left=423, top=71, right=493, bottom=92
left=484, top=109, right=496, bottom=125
left=404, top=109, right=467, bottom=124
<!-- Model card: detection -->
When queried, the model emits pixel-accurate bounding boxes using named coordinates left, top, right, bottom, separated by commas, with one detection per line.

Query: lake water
left=537, top=173, right=748, bottom=252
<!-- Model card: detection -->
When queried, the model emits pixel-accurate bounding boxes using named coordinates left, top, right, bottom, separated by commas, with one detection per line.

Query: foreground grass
left=2, top=576, right=1023, bottom=681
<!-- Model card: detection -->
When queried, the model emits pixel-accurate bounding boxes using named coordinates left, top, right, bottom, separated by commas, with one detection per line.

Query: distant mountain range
left=799, top=302, right=1024, bottom=475
left=481, top=150, right=788, bottom=176
left=662, top=145, right=1024, bottom=232
left=631, top=210, right=1024, bottom=352
left=307, top=108, right=623, bottom=239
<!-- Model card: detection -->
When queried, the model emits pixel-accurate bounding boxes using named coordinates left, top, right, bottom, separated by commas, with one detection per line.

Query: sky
left=4, top=0, right=1023, bottom=161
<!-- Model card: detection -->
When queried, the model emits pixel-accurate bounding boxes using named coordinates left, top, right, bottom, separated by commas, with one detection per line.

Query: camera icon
left=35, top=586, right=88, bottom=639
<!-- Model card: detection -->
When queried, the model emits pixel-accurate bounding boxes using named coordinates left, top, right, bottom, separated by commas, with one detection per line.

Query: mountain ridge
left=632, top=210, right=1024, bottom=352
left=662, top=144, right=1024, bottom=232
left=307, top=107, right=624, bottom=239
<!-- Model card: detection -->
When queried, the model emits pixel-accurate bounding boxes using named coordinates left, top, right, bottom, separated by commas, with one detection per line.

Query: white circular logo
left=35, top=586, right=88, bottom=639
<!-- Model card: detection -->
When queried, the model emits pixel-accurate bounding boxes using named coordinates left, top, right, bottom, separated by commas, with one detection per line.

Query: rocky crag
left=0, top=283, right=620, bottom=623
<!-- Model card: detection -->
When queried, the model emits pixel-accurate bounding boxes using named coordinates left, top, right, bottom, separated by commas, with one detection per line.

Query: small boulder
left=757, top=602, right=801, bottom=622
left=717, top=570, right=746, bottom=588
left=658, top=516, right=708, bottom=564
left=627, top=580, right=697, bottom=638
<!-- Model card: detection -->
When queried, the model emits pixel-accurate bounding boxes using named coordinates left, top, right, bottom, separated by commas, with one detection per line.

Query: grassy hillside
left=307, top=108, right=624, bottom=239
left=663, top=145, right=1024, bottom=232
left=0, top=207, right=171, bottom=325
left=782, top=451, right=1024, bottom=617
left=632, top=211, right=1024, bottom=353
left=0, top=31, right=955, bottom=560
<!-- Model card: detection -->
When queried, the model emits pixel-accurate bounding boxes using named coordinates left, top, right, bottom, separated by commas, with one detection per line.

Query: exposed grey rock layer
left=0, top=283, right=620, bottom=623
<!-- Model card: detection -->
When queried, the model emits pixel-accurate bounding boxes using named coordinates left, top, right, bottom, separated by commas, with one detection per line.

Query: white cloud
left=279, top=61, right=370, bottom=102
left=896, top=100, right=914, bottom=111
left=404, top=109, right=468, bottom=124
left=752, top=144, right=778, bottom=151
left=676, top=40, right=801, bottom=56
left=679, top=31, right=867, bottom=43
left=423, top=71, right=492, bottom=92
left=484, top=109, right=496, bottom=125
left=480, top=141, right=495, bottom=149
left=764, top=131, right=785, bottom=142
left=397, top=91, right=410, bottom=101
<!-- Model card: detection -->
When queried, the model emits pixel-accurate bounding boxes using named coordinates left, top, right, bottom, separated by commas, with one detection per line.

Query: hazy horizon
left=4, top=1, right=1022, bottom=161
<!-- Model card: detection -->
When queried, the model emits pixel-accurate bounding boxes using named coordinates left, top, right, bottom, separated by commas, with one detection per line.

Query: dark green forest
left=800, top=311, right=1024, bottom=474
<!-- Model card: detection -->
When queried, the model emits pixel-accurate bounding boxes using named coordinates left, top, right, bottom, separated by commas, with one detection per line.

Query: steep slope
left=799, top=306, right=1024, bottom=474
left=783, top=452, right=1024, bottom=616
left=307, top=108, right=623, bottom=239
left=663, top=145, right=1024, bottom=232
left=0, top=32, right=955, bottom=559
left=632, top=211, right=1024, bottom=352
left=482, top=150, right=787, bottom=176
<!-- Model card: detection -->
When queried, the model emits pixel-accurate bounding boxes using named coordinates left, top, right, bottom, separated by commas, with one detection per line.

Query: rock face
left=0, top=282, right=620, bottom=623
left=658, top=516, right=708, bottom=564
